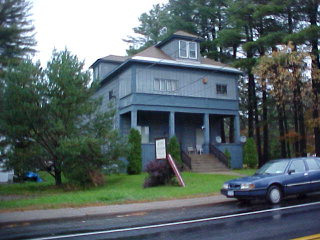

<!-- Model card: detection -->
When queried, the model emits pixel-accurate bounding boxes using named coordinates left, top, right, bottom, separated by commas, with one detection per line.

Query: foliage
left=1, top=50, right=125, bottom=186
left=127, top=128, right=142, bottom=175
left=224, top=148, right=231, bottom=168
left=0, top=0, right=36, bottom=69
left=143, top=159, right=175, bottom=188
left=167, top=136, right=182, bottom=169
left=243, top=138, right=258, bottom=168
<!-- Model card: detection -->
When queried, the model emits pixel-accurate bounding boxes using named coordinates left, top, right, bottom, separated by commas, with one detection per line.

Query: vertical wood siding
left=136, top=65, right=237, bottom=100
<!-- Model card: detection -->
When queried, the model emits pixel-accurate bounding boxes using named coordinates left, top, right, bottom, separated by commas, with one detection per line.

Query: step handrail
left=209, top=144, right=228, bottom=167
left=181, top=150, right=192, bottom=170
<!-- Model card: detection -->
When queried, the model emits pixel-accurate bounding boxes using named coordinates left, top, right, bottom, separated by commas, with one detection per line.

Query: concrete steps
left=190, top=154, right=229, bottom=173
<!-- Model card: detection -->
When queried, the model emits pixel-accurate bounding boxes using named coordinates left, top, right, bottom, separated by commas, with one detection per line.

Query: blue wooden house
left=91, top=31, right=243, bottom=170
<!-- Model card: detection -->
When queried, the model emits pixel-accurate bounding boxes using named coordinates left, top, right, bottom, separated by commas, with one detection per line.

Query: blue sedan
left=221, top=157, right=320, bottom=204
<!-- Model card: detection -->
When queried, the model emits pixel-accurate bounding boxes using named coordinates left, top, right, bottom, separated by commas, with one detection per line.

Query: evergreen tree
left=2, top=50, right=125, bottom=186
left=127, top=128, right=142, bottom=175
left=0, top=0, right=36, bottom=69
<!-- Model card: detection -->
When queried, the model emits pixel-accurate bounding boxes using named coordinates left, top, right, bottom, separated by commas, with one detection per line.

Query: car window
left=306, top=159, right=320, bottom=170
left=288, top=160, right=306, bottom=173
left=256, top=160, right=289, bottom=174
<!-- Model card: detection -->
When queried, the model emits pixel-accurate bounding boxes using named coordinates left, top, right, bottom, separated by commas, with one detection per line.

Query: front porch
left=120, top=110, right=243, bottom=169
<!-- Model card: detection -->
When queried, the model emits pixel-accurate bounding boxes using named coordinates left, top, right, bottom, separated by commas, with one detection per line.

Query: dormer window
left=179, top=40, right=197, bottom=60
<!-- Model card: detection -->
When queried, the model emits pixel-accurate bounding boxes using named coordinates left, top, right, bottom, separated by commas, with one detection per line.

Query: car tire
left=267, top=185, right=282, bottom=204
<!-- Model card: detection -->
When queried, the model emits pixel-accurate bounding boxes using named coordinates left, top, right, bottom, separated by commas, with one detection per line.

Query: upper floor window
left=179, top=40, right=197, bottom=60
left=216, top=84, right=227, bottom=95
left=154, top=79, right=178, bottom=92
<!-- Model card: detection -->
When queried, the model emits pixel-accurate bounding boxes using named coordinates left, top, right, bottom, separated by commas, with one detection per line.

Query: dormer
left=90, top=55, right=129, bottom=82
left=155, top=31, right=202, bottom=62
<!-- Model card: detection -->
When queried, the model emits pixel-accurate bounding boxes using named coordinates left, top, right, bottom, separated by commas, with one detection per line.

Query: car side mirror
left=288, top=169, right=295, bottom=175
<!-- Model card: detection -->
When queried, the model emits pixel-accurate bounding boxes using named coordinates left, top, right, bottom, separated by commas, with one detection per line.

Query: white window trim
left=189, top=42, right=197, bottom=60
left=154, top=78, right=178, bottom=92
left=179, top=40, right=197, bottom=60
left=179, top=40, right=188, bottom=58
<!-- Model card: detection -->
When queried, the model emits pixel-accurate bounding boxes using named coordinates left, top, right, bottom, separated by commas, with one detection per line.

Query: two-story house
left=91, top=31, right=243, bottom=170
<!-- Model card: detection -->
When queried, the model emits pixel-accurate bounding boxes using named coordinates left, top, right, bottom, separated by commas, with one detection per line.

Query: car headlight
left=240, top=183, right=255, bottom=190
left=222, top=183, right=229, bottom=189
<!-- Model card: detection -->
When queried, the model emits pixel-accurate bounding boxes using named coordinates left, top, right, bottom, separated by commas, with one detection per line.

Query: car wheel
left=267, top=185, right=282, bottom=204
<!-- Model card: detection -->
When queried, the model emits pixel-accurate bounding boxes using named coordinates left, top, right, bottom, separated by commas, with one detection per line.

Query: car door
left=284, top=159, right=311, bottom=195
left=305, top=158, right=320, bottom=192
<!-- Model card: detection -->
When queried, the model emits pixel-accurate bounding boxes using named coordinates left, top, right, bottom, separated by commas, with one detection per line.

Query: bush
left=127, top=128, right=142, bottom=175
left=167, top=136, right=182, bottom=169
left=243, top=137, right=258, bottom=168
left=143, top=159, right=175, bottom=188
left=224, top=148, right=231, bottom=168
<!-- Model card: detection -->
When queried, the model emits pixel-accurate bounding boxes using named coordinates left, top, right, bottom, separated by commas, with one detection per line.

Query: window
left=154, top=79, right=178, bottom=92
left=189, top=42, right=197, bottom=59
left=289, top=160, right=306, bottom=173
left=137, top=126, right=149, bottom=143
left=306, top=159, right=320, bottom=170
left=179, top=40, right=188, bottom=58
left=109, top=90, right=115, bottom=100
left=216, top=84, right=227, bottom=95
left=179, top=40, right=197, bottom=59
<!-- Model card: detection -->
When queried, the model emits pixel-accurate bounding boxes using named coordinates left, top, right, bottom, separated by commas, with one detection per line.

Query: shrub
left=167, top=136, right=182, bottom=169
left=243, top=137, right=258, bottom=168
left=224, top=148, right=231, bottom=168
left=127, top=128, right=142, bottom=175
left=143, top=159, right=175, bottom=188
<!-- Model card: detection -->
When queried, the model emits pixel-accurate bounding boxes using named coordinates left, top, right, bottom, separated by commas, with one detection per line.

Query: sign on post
left=155, top=138, right=167, bottom=160
left=167, top=154, right=185, bottom=187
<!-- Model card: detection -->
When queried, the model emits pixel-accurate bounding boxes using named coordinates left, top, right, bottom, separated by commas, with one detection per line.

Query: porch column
left=234, top=114, right=240, bottom=143
left=169, top=111, right=175, bottom=138
left=203, top=113, right=210, bottom=153
left=131, top=110, right=137, bottom=129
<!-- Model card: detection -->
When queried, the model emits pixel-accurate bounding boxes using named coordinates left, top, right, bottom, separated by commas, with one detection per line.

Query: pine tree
left=0, top=0, right=36, bottom=69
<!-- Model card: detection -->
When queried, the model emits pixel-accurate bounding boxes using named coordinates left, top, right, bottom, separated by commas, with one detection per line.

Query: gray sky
left=31, top=0, right=167, bottom=69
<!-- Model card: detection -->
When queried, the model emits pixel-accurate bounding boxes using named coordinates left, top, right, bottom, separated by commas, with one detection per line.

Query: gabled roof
left=90, top=55, right=129, bottom=68
left=155, top=30, right=203, bottom=48
left=133, top=46, right=173, bottom=60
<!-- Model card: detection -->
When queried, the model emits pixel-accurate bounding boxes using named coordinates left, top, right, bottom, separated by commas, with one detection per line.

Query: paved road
left=1, top=194, right=320, bottom=240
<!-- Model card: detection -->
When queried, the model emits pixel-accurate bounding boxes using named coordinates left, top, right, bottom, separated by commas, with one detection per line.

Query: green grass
left=0, top=172, right=238, bottom=211
left=232, top=168, right=257, bottom=176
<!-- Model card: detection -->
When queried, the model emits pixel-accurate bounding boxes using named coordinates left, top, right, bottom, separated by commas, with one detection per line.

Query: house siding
left=160, top=39, right=201, bottom=62
left=135, top=64, right=237, bottom=100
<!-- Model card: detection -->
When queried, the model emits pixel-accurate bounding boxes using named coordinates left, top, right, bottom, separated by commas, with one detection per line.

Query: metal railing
left=181, top=150, right=192, bottom=170
left=209, top=144, right=228, bottom=167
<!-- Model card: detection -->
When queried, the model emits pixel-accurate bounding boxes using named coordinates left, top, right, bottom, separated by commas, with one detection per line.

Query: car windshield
left=256, top=160, right=290, bottom=175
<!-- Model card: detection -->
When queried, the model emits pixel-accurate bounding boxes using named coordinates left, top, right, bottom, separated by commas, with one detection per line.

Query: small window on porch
left=137, top=126, right=149, bottom=144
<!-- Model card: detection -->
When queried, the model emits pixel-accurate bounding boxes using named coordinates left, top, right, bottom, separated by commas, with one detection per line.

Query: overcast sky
left=31, top=0, right=167, bottom=69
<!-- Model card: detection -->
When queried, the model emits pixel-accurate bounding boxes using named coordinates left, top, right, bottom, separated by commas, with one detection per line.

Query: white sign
left=155, top=138, right=166, bottom=159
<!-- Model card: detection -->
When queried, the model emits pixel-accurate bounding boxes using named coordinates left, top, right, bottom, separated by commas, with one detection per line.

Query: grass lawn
left=0, top=172, right=239, bottom=211
left=232, top=168, right=257, bottom=176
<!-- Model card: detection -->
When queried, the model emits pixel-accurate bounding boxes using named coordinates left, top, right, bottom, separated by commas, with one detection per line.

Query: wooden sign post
left=167, top=154, right=185, bottom=187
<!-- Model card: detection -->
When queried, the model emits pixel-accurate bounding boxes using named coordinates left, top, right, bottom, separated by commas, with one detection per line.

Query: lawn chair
left=187, top=146, right=195, bottom=154
left=196, top=145, right=203, bottom=155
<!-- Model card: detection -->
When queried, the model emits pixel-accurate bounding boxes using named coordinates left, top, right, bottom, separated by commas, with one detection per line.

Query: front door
left=196, top=128, right=204, bottom=147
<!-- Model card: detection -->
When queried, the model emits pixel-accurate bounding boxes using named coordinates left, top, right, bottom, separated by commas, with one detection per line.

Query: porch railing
left=209, top=144, right=228, bottom=167
left=181, top=150, right=192, bottom=170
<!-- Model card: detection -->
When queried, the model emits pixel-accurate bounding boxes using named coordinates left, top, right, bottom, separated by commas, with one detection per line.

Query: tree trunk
left=309, top=0, right=320, bottom=156
left=277, top=105, right=287, bottom=158
left=248, top=73, right=255, bottom=138
left=253, top=79, right=262, bottom=165
left=297, top=84, right=307, bottom=156
left=54, top=162, right=62, bottom=186
left=262, top=87, right=269, bottom=166
left=283, top=105, right=291, bottom=158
